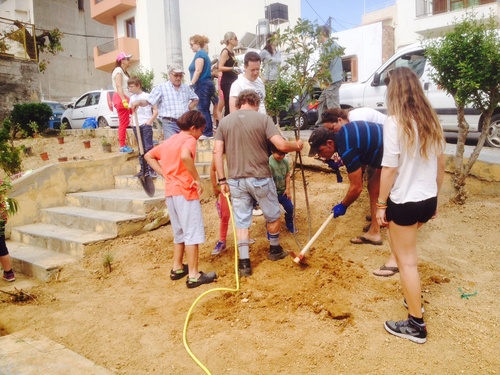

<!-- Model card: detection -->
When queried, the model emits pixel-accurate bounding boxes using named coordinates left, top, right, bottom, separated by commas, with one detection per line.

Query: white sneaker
left=252, top=208, right=263, bottom=216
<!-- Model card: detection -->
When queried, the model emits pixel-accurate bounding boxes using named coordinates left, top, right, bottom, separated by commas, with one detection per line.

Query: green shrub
left=10, top=103, right=52, bottom=137
left=0, top=120, right=22, bottom=176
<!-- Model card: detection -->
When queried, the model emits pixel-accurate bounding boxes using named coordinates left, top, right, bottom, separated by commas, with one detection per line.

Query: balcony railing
left=416, top=0, right=497, bottom=18
left=0, top=17, right=38, bottom=61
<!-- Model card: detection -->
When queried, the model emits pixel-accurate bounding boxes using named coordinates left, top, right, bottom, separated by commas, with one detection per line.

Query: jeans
left=161, top=119, right=180, bottom=140
left=316, top=80, right=342, bottom=125
left=278, top=193, right=295, bottom=230
left=194, top=79, right=215, bottom=137
left=132, top=124, right=154, bottom=174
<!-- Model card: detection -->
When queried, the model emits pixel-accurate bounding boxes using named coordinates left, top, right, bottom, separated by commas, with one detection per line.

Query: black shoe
left=384, top=317, right=427, bottom=344
left=238, top=258, right=252, bottom=277
left=268, top=245, right=288, bottom=261
left=170, top=264, right=188, bottom=280
left=186, top=271, right=217, bottom=288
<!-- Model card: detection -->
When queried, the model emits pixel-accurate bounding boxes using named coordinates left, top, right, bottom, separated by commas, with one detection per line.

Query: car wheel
left=98, top=117, right=109, bottom=128
left=62, top=119, right=71, bottom=129
left=485, top=113, right=500, bottom=148
left=294, top=112, right=309, bottom=130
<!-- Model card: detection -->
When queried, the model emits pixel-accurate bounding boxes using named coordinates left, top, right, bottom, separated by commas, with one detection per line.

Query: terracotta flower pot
left=40, top=152, right=49, bottom=161
left=83, top=140, right=91, bottom=148
left=57, top=137, right=64, bottom=144
left=58, top=157, right=68, bottom=162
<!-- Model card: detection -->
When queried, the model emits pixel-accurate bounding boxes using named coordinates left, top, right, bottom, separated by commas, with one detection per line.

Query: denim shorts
left=228, top=177, right=281, bottom=228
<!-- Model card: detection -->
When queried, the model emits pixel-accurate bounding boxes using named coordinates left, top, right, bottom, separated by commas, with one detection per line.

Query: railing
left=95, top=39, right=119, bottom=56
left=416, top=0, right=497, bottom=18
left=0, top=17, right=38, bottom=61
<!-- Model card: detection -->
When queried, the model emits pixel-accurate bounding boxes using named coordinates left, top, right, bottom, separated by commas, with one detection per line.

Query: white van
left=339, top=42, right=499, bottom=148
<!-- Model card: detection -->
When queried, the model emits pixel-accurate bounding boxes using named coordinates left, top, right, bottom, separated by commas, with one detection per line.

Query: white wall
left=334, top=22, right=384, bottom=83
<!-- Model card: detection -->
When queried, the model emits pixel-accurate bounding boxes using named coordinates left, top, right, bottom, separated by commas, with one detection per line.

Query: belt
left=162, top=117, right=177, bottom=122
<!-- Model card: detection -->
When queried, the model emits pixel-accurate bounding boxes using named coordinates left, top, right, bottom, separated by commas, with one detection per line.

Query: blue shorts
left=165, top=196, right=205, bottom=245
left=386, top=196, right=437, bottom=226
left=228, top=177, right=281, bottom=229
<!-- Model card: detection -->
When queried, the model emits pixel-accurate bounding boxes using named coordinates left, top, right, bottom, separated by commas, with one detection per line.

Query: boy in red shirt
left=145, top=110, right=217, bottom=288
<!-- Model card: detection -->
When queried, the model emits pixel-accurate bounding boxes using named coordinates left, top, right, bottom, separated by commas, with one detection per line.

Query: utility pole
left=165, top=0, right=183, bottom=67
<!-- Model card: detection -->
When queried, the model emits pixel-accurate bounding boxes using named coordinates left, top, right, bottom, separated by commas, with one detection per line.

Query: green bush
left=0, top=120, right=22, bottom=176
left=10, top=103, right=52, bottom=137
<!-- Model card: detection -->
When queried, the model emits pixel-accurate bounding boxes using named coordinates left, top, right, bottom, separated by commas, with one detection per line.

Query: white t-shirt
left=382, top=116, right=441, bottom=204
left=129, top=92, right=153, bottom=126
left=349, top=108, right=387, bottom=125
left=229, top=75, right=266, bottom=114
left=112, top=67, right=131, bottom=97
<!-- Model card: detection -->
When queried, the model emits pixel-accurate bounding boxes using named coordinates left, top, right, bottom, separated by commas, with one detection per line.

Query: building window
left=78, top=0, right=84, bottom=11
left=342, top=56, right=358, bottom=83
left=126, top=18, right=136, bottom=38
left=432, top=0, right=495, bottom=15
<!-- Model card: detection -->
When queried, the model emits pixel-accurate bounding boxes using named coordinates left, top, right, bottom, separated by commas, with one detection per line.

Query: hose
left=182, top=192, right=240, bottom=375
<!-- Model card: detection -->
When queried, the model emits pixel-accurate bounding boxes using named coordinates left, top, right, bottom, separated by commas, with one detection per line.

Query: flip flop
left=373, top=265, right=399, bottom=277
left=350, top=236, right=383, bottom=246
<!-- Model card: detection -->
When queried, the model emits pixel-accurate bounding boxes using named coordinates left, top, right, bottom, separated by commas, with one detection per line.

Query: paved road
left=282, top=129, right=500, bottom=165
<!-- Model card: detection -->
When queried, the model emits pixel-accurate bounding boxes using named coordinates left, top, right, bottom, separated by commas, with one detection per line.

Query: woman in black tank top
left=219, top=32, right=240, bottom=117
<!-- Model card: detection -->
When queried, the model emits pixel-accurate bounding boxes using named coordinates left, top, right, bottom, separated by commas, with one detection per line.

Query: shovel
left=290, top=213, right=334, bottom=265
left=133, top=110, right=155, bottom=197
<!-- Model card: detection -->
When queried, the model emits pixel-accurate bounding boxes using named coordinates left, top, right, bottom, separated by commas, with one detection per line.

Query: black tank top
left=221, top=48, right=238, bottom=85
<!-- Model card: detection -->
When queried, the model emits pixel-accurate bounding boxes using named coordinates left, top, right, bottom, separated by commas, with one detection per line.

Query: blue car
left=43, top=101, right=66, bottom=130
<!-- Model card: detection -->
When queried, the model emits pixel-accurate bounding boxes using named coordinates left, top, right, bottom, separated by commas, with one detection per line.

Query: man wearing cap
left=308, top=124, right=384, bottom=246
left=131, top=64, right=199, bottom=139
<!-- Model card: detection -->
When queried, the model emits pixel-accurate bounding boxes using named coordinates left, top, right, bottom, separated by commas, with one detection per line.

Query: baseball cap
left=116, top=52, right=132, bottom=61
left=308, top=128, right=336, bottom=157
left=168, top=63, right=185, bottom=74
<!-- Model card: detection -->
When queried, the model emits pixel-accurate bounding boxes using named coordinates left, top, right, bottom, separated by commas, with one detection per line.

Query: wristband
left=218, top=177, right=226, bottom=182
left=377, top=199, right=387, bottom=205
left=376, top=203, right=387, bottom=209
left=218, top=181, right=228, bottom=185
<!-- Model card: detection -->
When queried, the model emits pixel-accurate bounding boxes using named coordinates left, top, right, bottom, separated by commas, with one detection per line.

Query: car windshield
left=45, top=102, right=66, bottom=111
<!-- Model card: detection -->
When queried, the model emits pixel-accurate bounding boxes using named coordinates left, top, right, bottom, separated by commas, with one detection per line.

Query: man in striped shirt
left=308, top=125, right=384, bottom=246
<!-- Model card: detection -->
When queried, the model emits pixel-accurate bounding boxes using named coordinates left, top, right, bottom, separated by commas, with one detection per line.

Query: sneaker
left=186, top=271, right=217, bottom=288
left=403, top=298, right=425, bottom=314
left=2, top=270, right=15, bottom=282
left=238, top=258, right=252, bottom=277
left=211, top=241, right=227, bottom=255
left=170, top=264, right=189, bottom=280
left=267, top=245, right=288, bottom=261
left=384, top=317, right=427, bottom=344
left=252, top=208, right=263, bottom=216
left=119, top=145, right=134, bottom=153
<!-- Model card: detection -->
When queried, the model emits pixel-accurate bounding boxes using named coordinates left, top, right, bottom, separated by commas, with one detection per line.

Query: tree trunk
left=452, top=106, right=468, bottom=204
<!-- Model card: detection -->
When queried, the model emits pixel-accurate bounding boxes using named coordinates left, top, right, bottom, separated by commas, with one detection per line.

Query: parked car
left=43, top=101, right=66, bottom=130
left=279, top=87, right=322, bottom=130
left=339, top=42, right=500, bottom=148
left=61, top=90, right=119, bottom=129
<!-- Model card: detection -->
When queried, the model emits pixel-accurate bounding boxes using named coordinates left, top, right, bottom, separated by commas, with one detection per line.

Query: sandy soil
left=0, top=133, right=499, bottom=374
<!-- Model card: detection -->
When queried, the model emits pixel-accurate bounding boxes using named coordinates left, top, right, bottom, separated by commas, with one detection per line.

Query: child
left=144, top=110, right=217, bottom=289
left=1, top=179, right=17, bottom=282
left=128, top=76, right=158, bottom=178
left=210, top=159, right=230, bottom=255
left=269, top=143, right=296, bottom=233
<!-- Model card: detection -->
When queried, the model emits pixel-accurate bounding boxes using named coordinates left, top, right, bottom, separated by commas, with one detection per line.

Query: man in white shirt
left=229, top=52, right=266, bottom=114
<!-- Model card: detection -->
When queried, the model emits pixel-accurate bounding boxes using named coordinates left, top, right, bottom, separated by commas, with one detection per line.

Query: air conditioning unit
left=265, top=3, right=289, bottom=25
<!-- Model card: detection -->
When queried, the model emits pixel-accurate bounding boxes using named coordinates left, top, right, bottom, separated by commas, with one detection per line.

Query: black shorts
left=0, top=235, right=8, bottom=257
left=386, top=196, right=437, bottom=226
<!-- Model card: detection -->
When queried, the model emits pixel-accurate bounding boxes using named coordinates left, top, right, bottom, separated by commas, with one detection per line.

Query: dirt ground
left=1, top=133, right=499, bottom=374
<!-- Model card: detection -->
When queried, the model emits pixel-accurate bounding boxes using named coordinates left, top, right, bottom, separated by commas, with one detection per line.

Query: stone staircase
left=7, top=138, right=215, bottom=282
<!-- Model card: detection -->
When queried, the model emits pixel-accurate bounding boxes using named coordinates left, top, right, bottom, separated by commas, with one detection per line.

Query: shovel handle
left=133, top=111, right=145, bottom=155
left=294, top=213, right=334, bottom=262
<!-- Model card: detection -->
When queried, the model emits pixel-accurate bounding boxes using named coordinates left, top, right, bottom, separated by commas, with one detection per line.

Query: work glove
left=122, top=99, right=129, bottom=109
left=332, top=202, right=347, bottom=218
left=324, top=159, right=343, bottom=183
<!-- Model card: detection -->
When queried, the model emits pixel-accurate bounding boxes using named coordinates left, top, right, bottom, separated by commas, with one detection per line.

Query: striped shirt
left=147, top=81, right=198, bottom=119
left=334, top=121, right=384, bottom=173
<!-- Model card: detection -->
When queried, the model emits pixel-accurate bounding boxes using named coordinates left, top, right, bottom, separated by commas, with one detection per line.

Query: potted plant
left=57, top=123, right=66, bottom=144
left=101, top=137, right=112, bottom=152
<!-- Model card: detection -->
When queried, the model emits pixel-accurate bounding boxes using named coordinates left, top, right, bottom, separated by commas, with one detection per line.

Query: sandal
left=372, top=265, right=399, bottom=277
left=186, top=271, right=218, bottom=289
left=170, top=264, right=189, bottom=280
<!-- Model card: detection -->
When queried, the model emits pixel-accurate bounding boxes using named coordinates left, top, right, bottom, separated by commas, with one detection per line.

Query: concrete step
left=195, top=148, right=213, bottom=163
left=7, top=241, right=79, bottom=282
left=114, top=174, right=167, bottom=191
left=41, top=206, right=146, bottom=236
left=66, top=188, right=165, bottom=215
left=196, top=162, right=212, bottom=176
left=10, top=223, right=115, bottom=257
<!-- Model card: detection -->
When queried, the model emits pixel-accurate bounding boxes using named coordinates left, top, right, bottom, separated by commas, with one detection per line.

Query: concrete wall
left=0, top=57, right=40, bottom=121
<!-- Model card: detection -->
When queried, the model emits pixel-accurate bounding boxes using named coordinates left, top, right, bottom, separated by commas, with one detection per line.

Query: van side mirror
left=371, top=72, right=381, bottom=87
